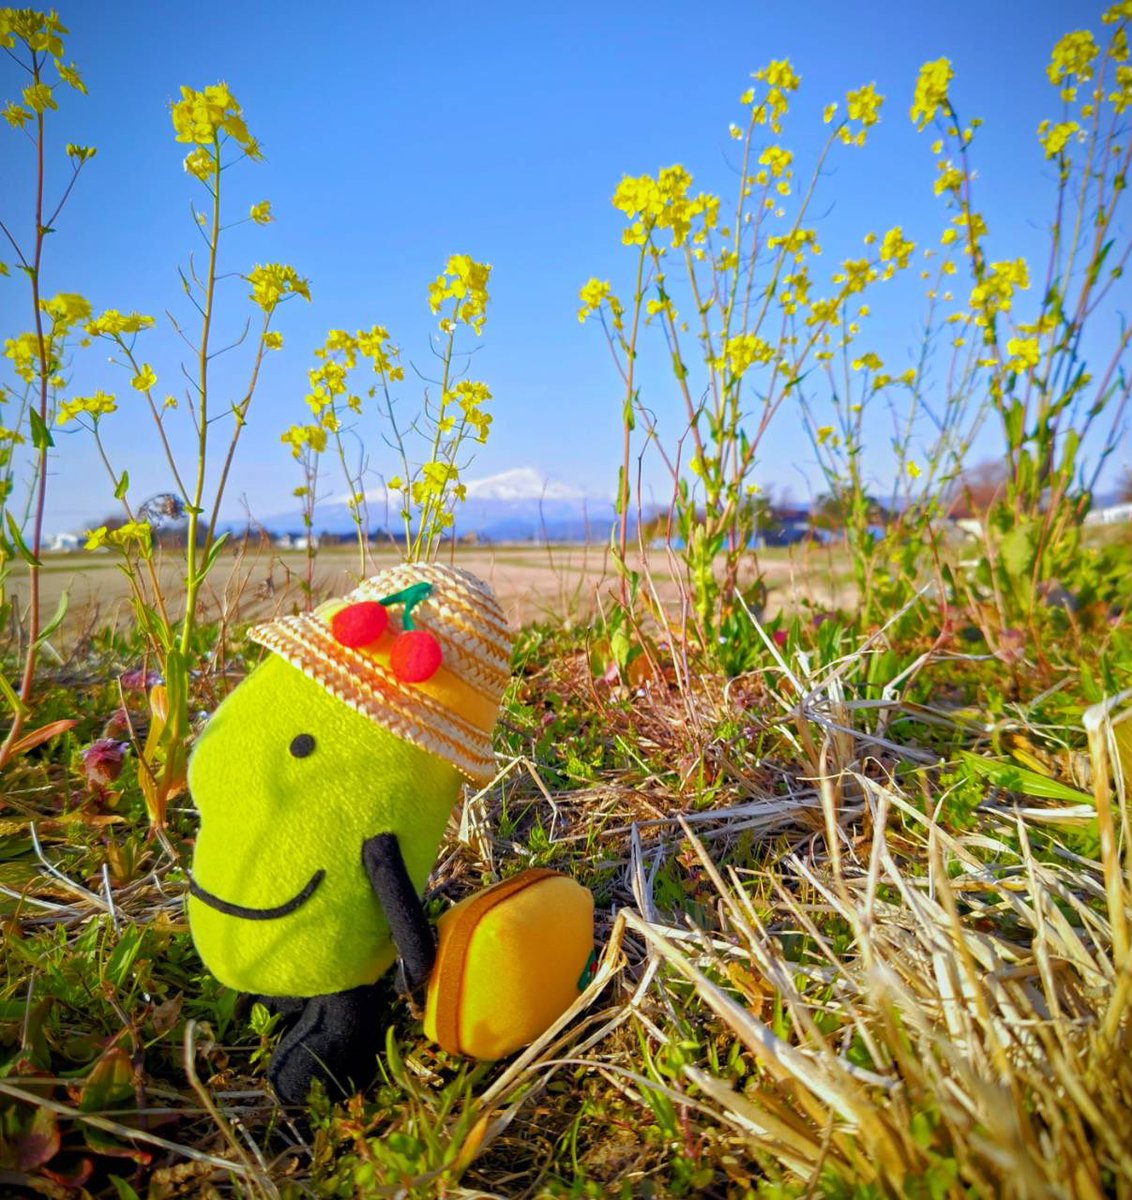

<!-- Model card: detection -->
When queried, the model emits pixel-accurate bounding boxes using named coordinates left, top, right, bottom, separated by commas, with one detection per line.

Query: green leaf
left=114, top=470, right=129, bottom=500
left=33, top=588, right=69, bottom=648
left=195, top=530, right=230, bottom=585
left=28, top=408, right=54, bottom=451
left=79, top=1044, right=134, bottom=1112
left=0, top=668, right=28, bottom=717
left=105, top=925, right=144, bottom=987
left=958, top=750, right=1093, bottom=804
left=998, top=521, right=1036, bottom=583
left=109, top=1177, right=143, bottom=1200
left=5, top=511, right=42, bottom=567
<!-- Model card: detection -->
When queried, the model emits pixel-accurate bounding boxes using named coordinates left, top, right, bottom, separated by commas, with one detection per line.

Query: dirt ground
left=13, top=539, right=858, bottom=648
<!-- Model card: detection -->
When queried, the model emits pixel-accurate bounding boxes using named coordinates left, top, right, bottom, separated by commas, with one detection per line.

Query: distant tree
left=945, top=459, right=1008, bottom=519
left=811, top=489, right=888, bottom=534
left=1117, top=465, right=1132, bottom=504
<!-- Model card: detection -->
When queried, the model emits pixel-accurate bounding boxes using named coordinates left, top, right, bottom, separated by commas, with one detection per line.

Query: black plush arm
left=361, top=833, right=435, bottom=995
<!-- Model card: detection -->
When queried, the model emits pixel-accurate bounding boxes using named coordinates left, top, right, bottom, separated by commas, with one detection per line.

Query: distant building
left=274, top=532, right=319, bottom=550
left=1085, top=502, right=1132, bottom=526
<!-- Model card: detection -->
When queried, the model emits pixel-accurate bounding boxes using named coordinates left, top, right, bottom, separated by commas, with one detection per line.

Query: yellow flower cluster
left=1005, top=336, right=1040, bottom=372
left=720, top=333, right=776, bottom=378
left=969, top=258, right=1030, bottom=323
left=249, top=200, right=273, bottom=225
left=910, top=58, right=954, bottom=129
left=745, top=58, right=801, bottom=134
left=281, top=423, right=327, bottom=460
left=428, top=254, right=492, bottom=335
left=40, top=292, right=91, bottom=328
left=0, top=8, right=66, bottom=56
left=183, top=147, right=215, bottom=181
left=57, top=390, right=117, bottom=425
left=246, top=263, right=310, bottom=314
left=758, top=144, right=793, bottom=178
left=839, top=82, right=884, bottom=146
left=170, top=83, right=259, bottom=159
left=85, top=520, right=151, bottom=554
left=4, top=331, right=44, bottom=382
left=409, top=460, right=463, bottom=517
left=86, top=309, right=154, bottom=337
left=288, top=325, right=406, bottom=460
left=879, top=226, right=915, bottom=271
left=446, top=379, right=492, bottom=444
left=1047, top=30, right=1098, bottom=87
left=766, top=227, right=820, bottom=261
left=22, top=81, right=56, bottom=113
left=577, top=278, right=625, bottom=330
left=131, top=364, right=157, bottom=392
left=1037, top=119, right=1083, bottom=158
left=832, top=257, right=878, bottom=294
left=611, top=166, right=719, bottom=249
left=355, top=325, right=403, bottom=380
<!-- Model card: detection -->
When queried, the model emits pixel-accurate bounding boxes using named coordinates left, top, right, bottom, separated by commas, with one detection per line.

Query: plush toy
left=186, top=563, right=594, bottom=1105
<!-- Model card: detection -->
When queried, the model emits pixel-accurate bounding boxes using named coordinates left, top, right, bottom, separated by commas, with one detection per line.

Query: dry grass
left=1, top=568, right=1129, bottom=1197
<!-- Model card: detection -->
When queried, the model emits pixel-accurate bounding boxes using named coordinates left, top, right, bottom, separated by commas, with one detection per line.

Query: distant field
left=12, top=539, right=859, bottom=645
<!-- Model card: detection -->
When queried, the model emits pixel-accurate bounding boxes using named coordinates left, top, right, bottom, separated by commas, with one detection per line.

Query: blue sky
left=1, top=0, right=1121, bottom=532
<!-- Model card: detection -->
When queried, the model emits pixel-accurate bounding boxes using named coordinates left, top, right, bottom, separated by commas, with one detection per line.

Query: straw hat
left=248, top=563, right=513, bottom=784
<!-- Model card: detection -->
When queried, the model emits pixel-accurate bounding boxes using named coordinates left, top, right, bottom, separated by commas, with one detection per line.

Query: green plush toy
left=187, top=656, right=462, bottom=999
left=187, top=563, right=518, bottom=1104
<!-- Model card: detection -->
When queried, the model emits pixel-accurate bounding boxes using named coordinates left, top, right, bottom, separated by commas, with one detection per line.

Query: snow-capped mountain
left=262, top=468, right=636, bottom=542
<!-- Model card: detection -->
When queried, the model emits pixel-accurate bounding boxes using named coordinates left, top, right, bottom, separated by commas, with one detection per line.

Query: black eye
left=289, top=733, right=316, bottom=758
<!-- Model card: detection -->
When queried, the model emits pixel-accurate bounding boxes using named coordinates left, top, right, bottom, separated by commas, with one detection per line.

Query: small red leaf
left=16, top=1105, right=60, bottom=1171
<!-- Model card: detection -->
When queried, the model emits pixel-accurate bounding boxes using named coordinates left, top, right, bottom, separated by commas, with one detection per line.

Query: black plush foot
left=267, top=982, right=386, bottom=1106
left=252, top=993, right=306, bottom=1018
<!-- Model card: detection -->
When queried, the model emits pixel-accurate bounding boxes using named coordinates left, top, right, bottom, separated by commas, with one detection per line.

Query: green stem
left=178, top=139, right=221, bottom=658
left=1, top=54, right=49, bottom=765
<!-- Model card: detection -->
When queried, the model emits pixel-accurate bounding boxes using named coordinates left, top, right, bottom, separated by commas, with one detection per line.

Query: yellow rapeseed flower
left=845, top=82, right=883, bottom=126
left=131, top=364, right=156, bottom=392
left=170, top=83, right=260, bottom=159
left=86, top=309, right=154, bottom=337
left=1006, top=336, right=1040, bottom=371
left=428, top=254, right=491, bottom=334
left=879, top=227, right=915, bottom=269
left=1037, top=119, right=1082, bottom=157
left=57, top=390, right=117, bottom=425
left=758, top=144, right=793, bottom=178
left=722, top=333, right=775, bottom=377
left=1047, top=30, right=1098, bottom=86
left=280, top=423, right=327, bottom=459
left=910, top=58, right=954, bottom=129
left=183, top=146, right=215, bottom=181
left=247, top=263, right=311, bottom=314
left=40, top=292, right=91, bottom=328
left=22, top=81, right=56, bottom=113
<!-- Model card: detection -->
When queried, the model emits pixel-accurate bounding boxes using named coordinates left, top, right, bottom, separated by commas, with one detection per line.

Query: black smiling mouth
left=189, top=869, right=326, bottom=921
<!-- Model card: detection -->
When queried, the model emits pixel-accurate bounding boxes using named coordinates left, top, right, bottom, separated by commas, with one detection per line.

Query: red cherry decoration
left=330, top=601, right=389, bottom=648
left=390, top=629, right=443, bottom=682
